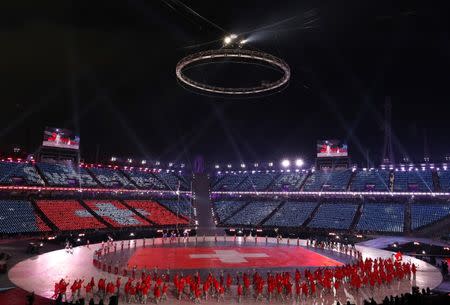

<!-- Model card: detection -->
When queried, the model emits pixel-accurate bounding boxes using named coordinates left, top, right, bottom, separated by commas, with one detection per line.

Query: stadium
left=1, top=1, right=450, bottom=305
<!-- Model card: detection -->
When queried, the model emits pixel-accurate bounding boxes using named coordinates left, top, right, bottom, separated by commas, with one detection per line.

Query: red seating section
left=36, top=200, right=106, bottom=231
left=36, top=214, right=52, bottom=232
left=83, top=200, right=149, bottom=227
left=125, top=200, right=189, bottom=225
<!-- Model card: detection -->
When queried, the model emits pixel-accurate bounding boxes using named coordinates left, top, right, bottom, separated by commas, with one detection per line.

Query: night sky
left=0, top=0, right=449, bottom=167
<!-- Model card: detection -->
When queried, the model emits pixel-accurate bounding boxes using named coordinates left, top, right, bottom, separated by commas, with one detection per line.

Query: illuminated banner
left=316, top=140, right=348, bottom=158
left=43, top=127, right=80, bottom=150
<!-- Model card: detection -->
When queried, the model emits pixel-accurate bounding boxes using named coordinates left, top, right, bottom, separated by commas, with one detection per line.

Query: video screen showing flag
left=42, top=127, right=80, bottom=150
left=316, top=140, right=348, bottom=158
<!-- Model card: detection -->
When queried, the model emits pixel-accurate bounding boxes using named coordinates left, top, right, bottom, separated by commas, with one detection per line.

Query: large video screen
left=42, top=127, right=80, bottom=150
left=316, top=140, right=348, bottom=158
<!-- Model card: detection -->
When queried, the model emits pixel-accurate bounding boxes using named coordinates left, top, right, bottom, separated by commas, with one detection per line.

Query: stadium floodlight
left=127, top=158, right=133, bottom=163
left=227, top=164, right=232, bottom=168
left=141, top=160, right=147, bottom=165
left=254, top=163, right=259, bottom=167
left=230, top=34, right=238, bottom=39
left=268, top=162, right=273, bottom=167
left=224, top=36, right=232, bottom=45
left=281, top=159, right=290, bottom=168
left=215, top=164, right=220, bottom=169
left=239, top=39, right=248, bottom=45
left=240, top=163, right=246, bottom=168
left=168, top=162, right=173, bottom=167
left=295, top=159, right=304, bottom=167
left=110, top=156, right=117, bottom=162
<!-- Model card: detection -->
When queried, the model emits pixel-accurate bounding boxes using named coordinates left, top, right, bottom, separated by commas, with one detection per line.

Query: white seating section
left=308, top=202, right=358, bottom=229
left=270, top=172, right=307, bottom=191
left=124, top=169, right=166, bottom=190
left=263, top=201, right=317, bottom=227
left=357, top=203, right=404, bottom=232
left=224, top=201, right=280, bottom=226
left=37, top=163, right=98, bottom=187
left=89, top=167, right=135, bottom=188
left=411, top=203, right=450, bottom=230
left=0, top=162, right=44, bottom=186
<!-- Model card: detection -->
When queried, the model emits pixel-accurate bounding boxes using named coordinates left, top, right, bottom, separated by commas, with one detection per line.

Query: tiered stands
left=153, top=171, right=184, bottom=190
left=125, top=200, right=188, bottom=225
left=357, top=203, right=404, bottom=232
left=212, top=173, right=248, bottom=191
left=308, top=202, right=358, bottom=229
left=37, top=163, right=98, bottom=187
left=88, top=167, right=135, bottom=188
left=303, top=170, right=352, bottom=191
left=0, top=200, right=50, bottom=233
left=0, top=161, right=44, bottom=186
left=123, top=169, right=166, bottom=190
left=269, top=172, right=308, bottom=191
left=350, top=169, right=390, bottom=191
left=224, top=201, right=281, bottom=226
left=36, top=200, right=106, bottom=231
left=235, top=173, right=276, bottom=191
left=212, top=201, right=247, bottom=223
left=263, top=201, right=317, bottom=227
left=394, top=170, right=434, bottom=192
left=84, top=200, right=149, bottom=227
left=157, top=198, right=193, bottom=218
left=437, top=170, right=450, bottom=192
left=411, top=203, right=450, bottom=230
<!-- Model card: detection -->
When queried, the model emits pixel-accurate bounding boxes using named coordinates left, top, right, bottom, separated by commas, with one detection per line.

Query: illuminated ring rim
left=176, top=49, right=291, bottom=95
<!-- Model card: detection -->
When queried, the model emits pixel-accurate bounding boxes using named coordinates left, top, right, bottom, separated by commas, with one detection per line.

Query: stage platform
left=8, top=236, right=443, bottom=305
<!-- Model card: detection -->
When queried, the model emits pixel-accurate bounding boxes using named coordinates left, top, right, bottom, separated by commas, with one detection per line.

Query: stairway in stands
left=349, top=199, right=364, bottom=230
left=29, top=197, right=58, bottom=231
left=302, top=199, right=322, bottom=227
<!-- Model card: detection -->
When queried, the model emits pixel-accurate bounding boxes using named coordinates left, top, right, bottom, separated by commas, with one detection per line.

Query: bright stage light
left=215, top=164, right=220, bottom=169
left=240, top=163, right=246, bottom=168
left=141, top=160, right=147, bottom=165
left=295, top=159, right=304, bottom=167
left=224, top=36, right=232, bottom=44
left=281, top=159, right=290, bottom=168
left=239, top=39, right=247, bottom=44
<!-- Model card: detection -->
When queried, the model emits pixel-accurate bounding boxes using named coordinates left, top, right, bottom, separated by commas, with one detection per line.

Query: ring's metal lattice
left=176, top=49, right=291, bottom=96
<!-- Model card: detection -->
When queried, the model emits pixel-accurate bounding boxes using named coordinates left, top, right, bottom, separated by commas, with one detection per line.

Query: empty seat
left=0, top=200, right=50, bottom=233
left=357, top=203, right=404, bottom=232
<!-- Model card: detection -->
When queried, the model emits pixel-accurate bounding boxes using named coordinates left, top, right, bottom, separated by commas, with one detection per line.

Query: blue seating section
left=437, top=170, right=450, bottom=192
left=0, top=161, right=44, bottom=186
left=411, top=203, right=450, bottom=230
left=37, top=163, right=97, bottom=187
left=88, top=167, right=135, bottom=188
left=0, top=200, right=41, bottom=233
left=308, top=202, right=358, bottom=229
left=224, top=201, right=280, bottom=226
left=124, top=170, right=166, bottom=190
left=213, top=201, right=247, bottom=223
left=212, top=173, right=248, bottom=191
left=157, top=198, right=193, bottom=218
left=350, top=170, right=390, bottom=191
left=303, top=170, right=352, bottom=191
left=263, top=201, right=317, bottom=227
left=393, top=170, right=434, bottom=192
left=153, top=171, right=184, bottom=190
left=236, top=173, right=276, bottom=191
left=270, top=172, right=308, bottom=191
left=357, top=203, right=404, bottom=232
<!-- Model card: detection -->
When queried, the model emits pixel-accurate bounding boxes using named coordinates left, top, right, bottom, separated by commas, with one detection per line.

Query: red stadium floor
left=127, top=246, right=343, bottom=270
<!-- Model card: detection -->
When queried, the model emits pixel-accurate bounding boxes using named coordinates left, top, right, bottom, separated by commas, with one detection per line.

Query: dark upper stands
left=350, top=169, right=390, bottom=192
left=0, top=161, right=44, bottom=186
left=269, top=171, right=308, bottom=191
left=153, top=171, right=186, bottom=190
left=393, top=169, right=434, bottom=192
left=212, top=173, right=248, bottom=191
left=303, top=169, right=352, bottom=191
left=123, top=169, right=167, bottom=190
left=437, top=170, right=450, bottom=192
left=235, top=172, right=277, bottom=191
left=88, top=167, right=135, bottom=188
left=37, top=163, right=98, bottom=187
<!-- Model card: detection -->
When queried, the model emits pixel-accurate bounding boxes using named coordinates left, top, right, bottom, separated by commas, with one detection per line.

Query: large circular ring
left=176, top=49, right=291, bottom=96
